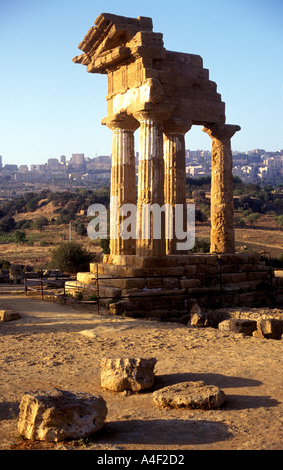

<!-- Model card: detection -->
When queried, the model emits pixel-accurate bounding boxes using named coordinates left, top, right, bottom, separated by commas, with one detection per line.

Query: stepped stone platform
left=74, top=253, right=274, bottom=321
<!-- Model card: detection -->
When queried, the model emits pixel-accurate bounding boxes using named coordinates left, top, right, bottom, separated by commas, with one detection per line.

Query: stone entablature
left=73, top=13, right=225, bottom=127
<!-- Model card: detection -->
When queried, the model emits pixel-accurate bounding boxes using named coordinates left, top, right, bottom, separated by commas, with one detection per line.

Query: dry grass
left=0, top=203, right=282, bottom=269
left=196, top=213, right=283, bottom=259
left=0, top=201, right=101, bottom=269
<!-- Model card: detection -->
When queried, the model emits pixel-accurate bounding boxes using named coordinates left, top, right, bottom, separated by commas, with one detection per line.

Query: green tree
left=26, top=197, right=39, bottom=212
left=246, top=212, right=261, bottom=226
left=13, top=230, right=27, bottom=244
left=100, top=238, right=110, bottom=254
left=0, top=215, right=16, bottom=233
left=74, top=221, right=87, bottom=236
left=50, top=241, right=92, bottom=274
left=274, top=215, right=283, bottom=228
left=189, top=237, right=210, bottom=253
left=33, top=216, right=49, bottom=231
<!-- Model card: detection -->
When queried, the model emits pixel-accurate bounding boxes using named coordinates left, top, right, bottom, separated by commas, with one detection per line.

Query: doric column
left=163, top=120, right=192, bottom=254
left=203, top=123, right=241, bottom=254
left=103, top=113, right=139, bottom=256
left=134, top=110, right=166, bottom=257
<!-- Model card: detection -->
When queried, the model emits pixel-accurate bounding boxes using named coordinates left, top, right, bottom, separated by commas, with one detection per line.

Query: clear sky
left=0, top=0, right=282, bottom=166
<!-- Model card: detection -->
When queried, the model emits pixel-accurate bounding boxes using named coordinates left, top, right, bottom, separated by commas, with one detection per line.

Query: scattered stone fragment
left=190, top=311, right=207, bottom=327
left=17, top=388, right=107, bottom=442
left=101, top=357, right=157, bottom=392
left=152, top=381, right=226, bottom=410
left=0, top=309, right=21, bottom=322
left=218, top=318, right=257, bottom=336
left=109, top=301, right=124, bottom=315
left=189, top=303, right=208, bottom=327
left=253, top=319, right=283, bottom=340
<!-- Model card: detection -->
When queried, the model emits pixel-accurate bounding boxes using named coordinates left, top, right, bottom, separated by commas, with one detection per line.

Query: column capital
left=163, top=118, right=192, bottom=135
left=102, top=112, right=139, bottom=132
left=203, top=123, right=241, bottom=140
left=133, top=103, right=174, bottom=124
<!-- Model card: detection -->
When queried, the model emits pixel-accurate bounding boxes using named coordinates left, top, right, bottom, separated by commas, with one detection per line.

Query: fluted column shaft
left=203, top=123, right=240, bottom=254
left=163, top=121, right=192, bottom=254
left=135, top=113, right=166, bottom=257
left=105, top=115, right=138, bottom=255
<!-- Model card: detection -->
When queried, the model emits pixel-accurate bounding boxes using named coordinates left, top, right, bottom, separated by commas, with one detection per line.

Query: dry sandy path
left=0, top=291, right=282, bottom=451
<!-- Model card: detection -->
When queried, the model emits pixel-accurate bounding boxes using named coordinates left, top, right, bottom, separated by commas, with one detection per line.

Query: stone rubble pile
left=189, top=303, right=283, bottom=339
left=17, top=356, right=227, bottom=443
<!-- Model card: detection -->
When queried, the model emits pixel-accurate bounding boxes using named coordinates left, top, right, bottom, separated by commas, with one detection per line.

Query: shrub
left=50, top=241, right=92, bottom=274
left=0, top=215, right=16, bottom=233
left=261, top=254, right=283, bottom=269
left=234, top=217, right=246, bottom=227
left=33, top=216, right=49, bottom=231
left=246, top=212, right=261, bottom=226
left=100, top=238, right=110, bottom=254
left=190, top=237, right=210, bottom=253
left=13, top=230, right=27, bottom=244
left=26, top=196, right=40, bottom=212
left=0, top=260, right=11, bottom=270
left=74, top=221, right=87, bottom=236
left=274, top=215, right=283, bottom=227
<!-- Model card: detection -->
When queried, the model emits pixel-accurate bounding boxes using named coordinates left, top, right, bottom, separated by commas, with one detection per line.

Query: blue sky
left=0, top=0, right=282, bottom=166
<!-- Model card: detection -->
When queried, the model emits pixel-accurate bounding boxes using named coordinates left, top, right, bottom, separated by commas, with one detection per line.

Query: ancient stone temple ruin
left=73, top=13, right=272, bottom=318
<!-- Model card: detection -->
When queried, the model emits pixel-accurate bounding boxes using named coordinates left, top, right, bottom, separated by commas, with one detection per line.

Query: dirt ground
left=196, top=221, right=283, bottom=259
left=0, top=287, right=282, bottom=451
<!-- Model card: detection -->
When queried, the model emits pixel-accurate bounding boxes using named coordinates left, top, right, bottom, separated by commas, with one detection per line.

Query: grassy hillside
left=0, top=187, right=110, bottom=269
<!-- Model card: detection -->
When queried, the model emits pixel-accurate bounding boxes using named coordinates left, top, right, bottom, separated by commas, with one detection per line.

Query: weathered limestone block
left=76, top=272, right=97, bottom=285
left=185, top=265, right=197, bottom=275
left=180, top=278, right=201, bottom=289
left=18, top=389, right=107, bottom=442
left=162, top=277, right=179, bottom=289
left=101, top=357, right=157, bottom=392
left=218, top=319, right=257, bottom=336
left=146, top=277, right=163, bottom=289
left=153, top=381, right=226, bottom=409
left=189, top=302, right=207, bottom=327
left=105, top=278, right=146, bottom=290
left=253, top=319, right=283, bottom=340
left=64, top=281, right=95, bottom=298
left=108, top=301, right=125, bottom=315
left=97, top=286, right=122, bottom=300
left=0, top=310, right=21, bottom=322
left=190, top=311, right=207, bottom=327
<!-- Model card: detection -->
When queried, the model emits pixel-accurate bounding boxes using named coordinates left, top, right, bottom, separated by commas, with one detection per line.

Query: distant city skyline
left=1, top=147, right=283, bottom=170
left=0, top=0, right=282, bottom=166
left=1, top=147, right=282, bottom=186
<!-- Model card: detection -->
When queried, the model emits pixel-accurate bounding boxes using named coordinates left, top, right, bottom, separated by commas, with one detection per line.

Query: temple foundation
left=75, top=253, right=273, bottom=320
